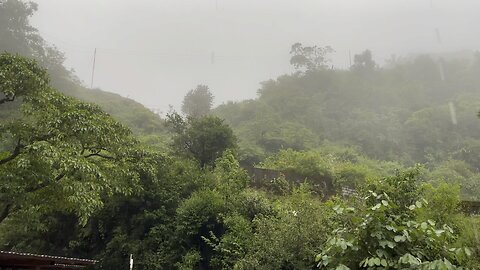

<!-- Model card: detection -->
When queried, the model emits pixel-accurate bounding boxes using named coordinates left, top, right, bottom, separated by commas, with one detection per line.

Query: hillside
left=2, top=1, right=480, bottom=269
left=0, top=0, right=163, bottom=134
left=51, top=77, right=164, bottom=134
left=215, top=51, right=480, bottom=168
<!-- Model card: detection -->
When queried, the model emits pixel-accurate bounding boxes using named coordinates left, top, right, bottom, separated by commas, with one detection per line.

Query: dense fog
left=31, top=0, right=480, bottom=112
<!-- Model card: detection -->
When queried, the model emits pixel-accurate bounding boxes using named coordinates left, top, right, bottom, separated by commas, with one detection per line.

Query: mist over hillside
left=30, top=0, right=480, bottom=112
left=2, top=1, right=480, bottom=269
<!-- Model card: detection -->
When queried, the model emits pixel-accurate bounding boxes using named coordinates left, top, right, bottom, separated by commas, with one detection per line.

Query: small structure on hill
left=0, top=250, right=96, bottom=270
left=243, top=166, right=336, bottom=198
left=243, top=166, right=480, bottom=215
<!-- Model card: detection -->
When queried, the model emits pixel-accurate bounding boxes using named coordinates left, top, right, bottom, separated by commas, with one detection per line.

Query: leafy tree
left=167, top=112, right=237, bottom=167
left=426, top=159, right=480, bottom=201
left=3, top=21, right=480, bottom=270
left=181, top=85, right=214, bottom=118
left=0, top=0, right=164, bottom=135
left=317, top=168, right=469, bottom=269
left=80, top=157, right=207, bottom=270
left=351, top=49, right=376, bottom=72
left=0, top=53, right=49, bottom=105
left=259, top=149, right=395, bottom=194
left=174, top=151, right=249, bottom=269
left=0, top=0, right=71, bottom=85
left=0, top=53, right=143, bottom=227
left=289, top=42, right=334, bottom=71
left=233, top=185, right=335, bottom=269
left=0, top=0, right=45, bottom=60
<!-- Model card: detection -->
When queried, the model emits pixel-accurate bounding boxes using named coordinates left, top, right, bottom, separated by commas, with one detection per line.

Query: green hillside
left=2, top=1, right=480, bottom=269
left=0, top=0, right=163, bottom=134
left=215, top=49, right=480, bottom=167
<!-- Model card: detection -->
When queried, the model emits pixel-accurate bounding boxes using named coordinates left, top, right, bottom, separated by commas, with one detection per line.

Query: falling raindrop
left=438, top=60, right=446, bottom=81
left=448, top=102, right=457, bottom=125
left=435, top=28, right=442, bottom=44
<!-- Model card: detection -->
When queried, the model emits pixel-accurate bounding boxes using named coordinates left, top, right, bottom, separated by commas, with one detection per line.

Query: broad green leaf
left=394, top=235, right=406, bottom=242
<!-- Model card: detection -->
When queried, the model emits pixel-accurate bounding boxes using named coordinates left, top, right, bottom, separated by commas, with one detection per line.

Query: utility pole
left=90, top=48, right=97, bottom=89
left=348, top=50, right=352, bottom=68
left=129, top=254, right=134, bottom=270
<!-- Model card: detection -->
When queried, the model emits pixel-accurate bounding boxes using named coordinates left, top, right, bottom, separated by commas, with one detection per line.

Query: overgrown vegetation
left=1, top=0, right=480, bottom=269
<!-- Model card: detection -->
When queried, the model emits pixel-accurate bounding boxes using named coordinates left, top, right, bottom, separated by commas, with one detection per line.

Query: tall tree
left=289, top=43, right=334, bottom=72
left=351, top=49, right=376, bottom=72
left=0, top=53, right=145, bottom=226
left=0, top=53, right=48, bottom=105
left=181, top=85, right=214, bottom=118
left=0, top=0, right=68, bottom=74
left=0, top=0, right=40, bottom=56
left=167, top=112, right=237, bottom=167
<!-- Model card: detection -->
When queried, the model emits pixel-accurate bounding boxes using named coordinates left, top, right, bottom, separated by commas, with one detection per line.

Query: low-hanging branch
left=0, top=139, right=23, bottom=165
left=82, top=146, right=115, bottom=160
left=84, top=152, right=115, bottom=160
left=0, top=96, right=15, bottom=105
left=0, top=204, right=13, bottom=224
left=26, top=172, right=67, bottom=193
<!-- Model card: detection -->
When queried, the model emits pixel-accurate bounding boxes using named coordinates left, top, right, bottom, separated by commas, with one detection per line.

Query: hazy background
left=30, top=0, right=480, bottom=113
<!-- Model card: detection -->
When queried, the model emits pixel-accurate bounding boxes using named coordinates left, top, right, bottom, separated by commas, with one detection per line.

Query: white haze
left=30, top=0, right=480, bottom=113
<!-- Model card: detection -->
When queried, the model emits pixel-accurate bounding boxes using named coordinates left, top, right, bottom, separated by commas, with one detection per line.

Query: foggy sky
left=30, top=0, right=480, bottom=113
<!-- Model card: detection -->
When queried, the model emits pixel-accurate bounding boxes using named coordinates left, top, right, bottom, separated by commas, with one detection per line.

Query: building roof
left=0, top=250, right=96, bottom=269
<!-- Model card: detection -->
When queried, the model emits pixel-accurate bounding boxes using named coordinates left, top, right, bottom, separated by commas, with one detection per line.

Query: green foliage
left=290, top=42, right=334, bottom=71
left=0, top=53, right=49, bottom=104
left=2, top=13, right=480, bottom=270
left=420, top=182, right=461, bottom=226
left=212, top=150, right=249, bottom=194
left=177, top=250, right=202, bottom=270
left=317, top=168, right=469, bottom=269
left=427, top=159, right=480, bottom=201
left=0, top=0, right=60, bottom=68
left=351, top=50, right=376, bottom=73
left=452, top=138, right=480, bottom=172
left=202, top=214, right=254, bottom=269
left=167, top=112, right=237, bottom=167
left=70, top=89, right=164, bottom=134
left=454, top=217, right=480, bottom=269
left=259, top=149, right=393, bottom=193
left=176, top=189, right=226, bottom=240
left=0, top=53, right=143, bottom=229
left=182, top=85, right=214, bottom=118
left=260, top=149, right=338, bottom=178
left=235, top=185, right=335, bottom=269
left=73, top=156, right=207, bottom=270
left=215, top=47, right=480, bottom=167
left=173, top=151, right=251, bottom=269
left=0, top=0, right=164, bottom=135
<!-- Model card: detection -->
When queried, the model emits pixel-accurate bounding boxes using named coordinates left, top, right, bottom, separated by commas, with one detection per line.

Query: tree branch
left=0, top=204, right=12, bottom=224
left=0, top=138, right=23, bottom=165
left=84, top=152, right=115, bottom=159
left=0, top=96, right=15, bottom=105
left=0, top=172, right=68, bottom=224
left=25, top=172, right=66, bottom=193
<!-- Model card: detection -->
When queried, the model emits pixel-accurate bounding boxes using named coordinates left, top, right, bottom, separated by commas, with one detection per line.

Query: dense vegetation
left=1, top=0, right=480, bottom=269
left=215, top=44, right=480, bottom=200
